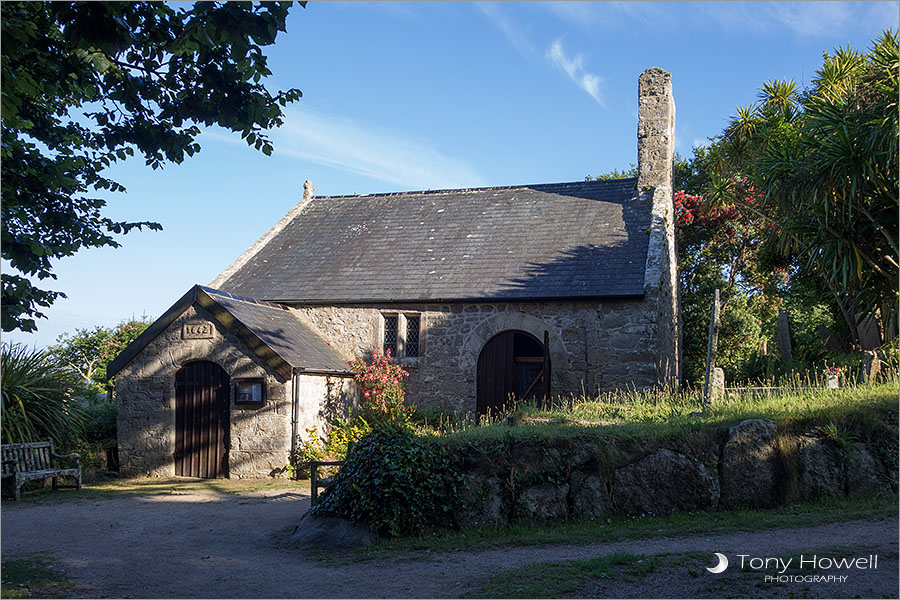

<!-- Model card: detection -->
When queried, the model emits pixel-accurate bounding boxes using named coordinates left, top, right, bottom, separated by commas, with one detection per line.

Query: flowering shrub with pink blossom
left=348, top=348, right=411, bottom=426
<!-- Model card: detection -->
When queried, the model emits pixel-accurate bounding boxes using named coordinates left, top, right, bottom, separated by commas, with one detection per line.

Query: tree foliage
left=657, top=31, right=897, bottom=382
left=673, top=185, right=789, bottom=382
left=50, top=318, right=151, bottom=388
left=1, top=1, right=303, bottom=332
left=588, top=154, right=787, bottom=382
left=708, top=30, right=899, bottom=336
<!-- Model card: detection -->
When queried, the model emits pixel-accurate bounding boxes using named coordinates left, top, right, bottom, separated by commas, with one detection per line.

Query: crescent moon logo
left=707, top=552, right=729, bottom=573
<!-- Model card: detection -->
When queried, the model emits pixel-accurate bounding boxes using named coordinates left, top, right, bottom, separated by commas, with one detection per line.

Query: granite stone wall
left=295, top=374, right=357, bottom=439
left=456, top=418, right=898, bottom=528
left=115, top=304, right=344, bottom=478
left=289, top=298, right=664, bottom=414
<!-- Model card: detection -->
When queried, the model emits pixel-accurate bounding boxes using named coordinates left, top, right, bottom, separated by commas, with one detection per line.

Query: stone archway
left=460, top=311, right=568, bottom=412
left=476, top=330, right=550, bottom=416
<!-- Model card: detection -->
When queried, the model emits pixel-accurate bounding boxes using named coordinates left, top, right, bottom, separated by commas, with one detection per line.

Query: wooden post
left=702, top=289, right=720, bottom=410
left=542, top=330, right=551, bottom=408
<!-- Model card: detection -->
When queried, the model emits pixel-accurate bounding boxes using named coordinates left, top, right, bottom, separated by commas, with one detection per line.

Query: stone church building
left=107, top=68, right=680, bottom=478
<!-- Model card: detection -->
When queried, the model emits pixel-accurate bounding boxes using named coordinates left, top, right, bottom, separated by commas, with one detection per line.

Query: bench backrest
left=1, top=440, right=55, bottom=474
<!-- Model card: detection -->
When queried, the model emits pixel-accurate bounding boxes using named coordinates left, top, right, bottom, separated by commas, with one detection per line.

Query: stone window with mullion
left=380, top=312, right=422, bottom=362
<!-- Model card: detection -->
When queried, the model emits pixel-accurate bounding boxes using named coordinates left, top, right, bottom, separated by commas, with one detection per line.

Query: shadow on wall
left=320, top=377, right=356, bottom=425
left=114, top=321, right=305, bottom=478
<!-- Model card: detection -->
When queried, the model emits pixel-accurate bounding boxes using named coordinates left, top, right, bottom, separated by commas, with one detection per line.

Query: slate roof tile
left=201, top=287, right=350, bottom=374
left=218, top=178, right=650, bottom=302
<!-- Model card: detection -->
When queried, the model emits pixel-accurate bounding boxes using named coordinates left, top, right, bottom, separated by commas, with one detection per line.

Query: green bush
left=1, top=343, right=85, bottom=446
left=294, top=418, right=372, bottom=478
left=311, top=425, right=464, bottom=537
left=82, top=397, right=117, bottom=450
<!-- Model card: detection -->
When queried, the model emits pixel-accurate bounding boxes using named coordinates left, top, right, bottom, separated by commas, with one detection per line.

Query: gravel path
left=2, top=487, right=897, bottom=598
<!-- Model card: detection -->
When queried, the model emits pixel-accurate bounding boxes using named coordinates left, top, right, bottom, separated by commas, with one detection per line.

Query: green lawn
left=0, top=553, right=79, bottom=599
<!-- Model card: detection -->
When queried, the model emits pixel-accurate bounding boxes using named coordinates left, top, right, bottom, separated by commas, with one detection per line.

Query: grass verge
left=435, top=381, right=899, bottom=448
left=354, top=493, right=898, bottom=561
left=0, top=553, right=79, bottom=599
left=467, top=543, right=897, bottom=599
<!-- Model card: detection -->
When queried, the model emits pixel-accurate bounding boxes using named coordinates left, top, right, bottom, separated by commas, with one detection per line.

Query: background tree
left=606, top=30, right=899, bottom=384
left=708, top=30, right=899, bottom=344
left=588, top=154, right=785, bottom=383
left=50, top=318, right=151, bottom=390
left=1, top=1, right=304, bottom=332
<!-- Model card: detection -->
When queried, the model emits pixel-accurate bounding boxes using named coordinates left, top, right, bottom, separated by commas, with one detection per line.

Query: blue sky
left=6, top=1, right=897, bottom=349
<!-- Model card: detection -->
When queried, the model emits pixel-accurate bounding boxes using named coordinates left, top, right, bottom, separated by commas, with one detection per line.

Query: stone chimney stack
left=637, top=67, right=675, bottom=196
left=636, top=67, right=680, bottom=386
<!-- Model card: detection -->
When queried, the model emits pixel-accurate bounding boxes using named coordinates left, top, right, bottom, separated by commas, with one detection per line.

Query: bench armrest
left=51, top=452, right=82, bottom=467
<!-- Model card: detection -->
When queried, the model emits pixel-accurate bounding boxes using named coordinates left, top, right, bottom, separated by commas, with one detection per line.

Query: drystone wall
left=454, top=419, right=898, bottom=528
left=289, top=299, right=668, bottom=414
left=116, top=304, right=293, bottom=478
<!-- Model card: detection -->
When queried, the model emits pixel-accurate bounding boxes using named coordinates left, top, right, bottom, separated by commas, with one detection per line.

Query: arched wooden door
left=175, top=361, right=230, bottom=478
left=476, top=330, right=550, bottom=416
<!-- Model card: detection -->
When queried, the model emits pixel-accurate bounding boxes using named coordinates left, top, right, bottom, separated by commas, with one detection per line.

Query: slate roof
left=106, top=285, right=350, bottom=381
left=200, top=287, right=350, bottom=376
left=216, top=178, right=650, bottom=303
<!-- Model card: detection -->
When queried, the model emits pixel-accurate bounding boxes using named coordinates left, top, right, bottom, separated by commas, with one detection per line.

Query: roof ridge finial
left=303, top=179, right=315, bottom=201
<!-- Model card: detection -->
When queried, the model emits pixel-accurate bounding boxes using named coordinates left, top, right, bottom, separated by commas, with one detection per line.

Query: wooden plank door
left=476, top=330, right=515, bottom=417
left=477, top=330, right=549, bottom=416
left=174, top=361, right=230, bottom=478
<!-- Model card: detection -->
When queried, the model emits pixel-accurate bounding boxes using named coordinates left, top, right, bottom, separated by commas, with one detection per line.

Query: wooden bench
left=309, top=460, right=344, bottom=506
left=1, top=440, right=82, bottom=500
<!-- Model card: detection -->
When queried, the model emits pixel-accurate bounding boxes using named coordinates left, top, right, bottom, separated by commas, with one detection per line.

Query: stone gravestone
left=777, top=311, right=792, bottom=362
left=856, top=315, right=882, bottom=351
left=816, top=324, right=845, bottom=353
left=710, top=367, right=725, bottom=403
left=862, top=351, right=881, bottom=383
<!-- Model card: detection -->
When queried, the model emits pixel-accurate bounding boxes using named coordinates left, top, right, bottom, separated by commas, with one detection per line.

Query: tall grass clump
left=1, top=342, right=85, bottom=446
left=436, top=378, right=898, bottom=452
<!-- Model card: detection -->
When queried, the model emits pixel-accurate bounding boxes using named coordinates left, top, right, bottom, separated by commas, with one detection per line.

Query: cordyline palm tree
left=705, top=30, right=899, bottom=346
left=1, top=342, right=85, bottom=445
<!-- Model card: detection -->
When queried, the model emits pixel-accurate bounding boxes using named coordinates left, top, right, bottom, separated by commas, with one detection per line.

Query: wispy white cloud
left=545, top=39, right=605, bottom=107
left=207, top=109, right=486, bottom=191
left=542, top=1, right=896, bottom=39
left=476, top=2, right=536, bottom=59
left=541, top=1, right=660, bottom=28
left=691, top=2, right=894, bottom=38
